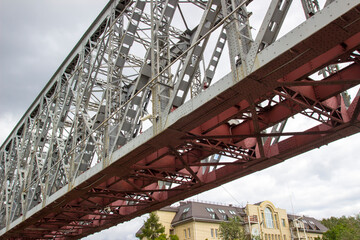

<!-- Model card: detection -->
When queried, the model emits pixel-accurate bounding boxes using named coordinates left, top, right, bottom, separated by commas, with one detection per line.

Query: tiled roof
left=288, top=214, right=328, bottom=233
left=159, top=206, right=179, bottom=212
left=171, top=201, right=245, bottom=226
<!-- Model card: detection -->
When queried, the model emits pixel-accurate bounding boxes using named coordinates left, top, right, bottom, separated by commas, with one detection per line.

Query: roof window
left=206, top=207, right=214, bottom=212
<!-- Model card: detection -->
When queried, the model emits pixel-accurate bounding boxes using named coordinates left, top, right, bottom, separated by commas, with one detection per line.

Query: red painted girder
left=192, top=62, right=360, bottom=139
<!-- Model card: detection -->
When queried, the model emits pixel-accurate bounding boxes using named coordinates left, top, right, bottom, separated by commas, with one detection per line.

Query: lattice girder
left=1, top=0, right=360, bottom=239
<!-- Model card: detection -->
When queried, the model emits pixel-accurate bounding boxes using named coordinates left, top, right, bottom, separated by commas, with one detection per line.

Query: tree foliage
left=169, top=234, right=179, bottom=240
left=136, top=212, right=179, bottom=240
left=321, top=214, right=360, bottom=240
left=219, top=216, right=250, bottom=240
left=136, top=212, right=166, bottom=240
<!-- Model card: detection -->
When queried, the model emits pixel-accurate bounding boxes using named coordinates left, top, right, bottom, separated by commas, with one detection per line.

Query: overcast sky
left=0, top=1, right=359, bottom=240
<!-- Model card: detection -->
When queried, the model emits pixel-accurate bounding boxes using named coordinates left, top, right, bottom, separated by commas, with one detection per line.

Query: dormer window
left=181, top=207, right=190, bottom=220
left=183, top=207, right=190, bottom=213
left=206, top=207, right=214, bottom=212
left=229, top=210, right=236, bottom=215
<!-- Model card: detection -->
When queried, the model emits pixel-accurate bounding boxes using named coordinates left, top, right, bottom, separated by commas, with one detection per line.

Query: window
left=184, top=229, right=187, bottom=238
left=275, top=235, right=278, bottom=240
left=206, top=207, right=215, bottom=212
left=265, top=233, right=268, bottom=240
left=222, top=214, right=228, bottom=220
left=207, top=208, right=217, bottom=219
left=284, top=234, right=287, bottom=240
left=265, top=207, right=274, bottom=229
left=282, top=218, right=286, bottom=227
left=229, top=210, right=236, bottom=215
left=211, top=228, right=214, bottom=238
left=181, top=207, right=190, bottom=220
left=218, top=209, right=225, bottom=213
left=188, top=228, right=191, bottom=238
left=215, top=229, right=218, bottom=237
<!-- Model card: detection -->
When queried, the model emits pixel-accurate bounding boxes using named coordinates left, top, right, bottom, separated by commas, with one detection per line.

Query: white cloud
left=0, top=0, right=109, bottom=113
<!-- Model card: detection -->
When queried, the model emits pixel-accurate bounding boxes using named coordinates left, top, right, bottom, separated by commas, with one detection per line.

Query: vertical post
left=246, top=0, right=293, bottom=72
left=246, top=205, right=252, bottom=239
left=301, top=0, right=320, bottom=18
left=221, top=0, right=252, bottom=80
left=151, top=0, right=161, bottom=135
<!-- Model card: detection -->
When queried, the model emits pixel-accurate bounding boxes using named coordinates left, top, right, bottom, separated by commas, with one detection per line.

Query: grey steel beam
left=221, top=0, right=253, bottom=78
left=246, top=0, right=292, bottom=72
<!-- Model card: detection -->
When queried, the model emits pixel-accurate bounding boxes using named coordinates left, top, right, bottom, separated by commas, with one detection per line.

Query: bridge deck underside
left=4, top=2, right=360, bottom=240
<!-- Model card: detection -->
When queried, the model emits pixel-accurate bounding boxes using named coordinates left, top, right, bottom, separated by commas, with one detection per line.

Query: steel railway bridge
left=1, top=0, right=360, bottom=239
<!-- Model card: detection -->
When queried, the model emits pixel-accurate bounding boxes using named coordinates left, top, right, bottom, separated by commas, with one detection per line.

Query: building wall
left=174, top=221, right=195, bottom=240
left=155, top=210, right=177, bottom=237
left=173, top=221, right=222, bottom=240
left=193, top=221, right=221, bottom=240
left=292, top=230, right=323, bottom=240
left=306, top=233, right=323, bottom=240
left=245, top=201, right=292, bottom=240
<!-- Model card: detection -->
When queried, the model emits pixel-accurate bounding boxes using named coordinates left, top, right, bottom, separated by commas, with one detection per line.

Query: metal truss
left=1, top=0, right=360, bottom=239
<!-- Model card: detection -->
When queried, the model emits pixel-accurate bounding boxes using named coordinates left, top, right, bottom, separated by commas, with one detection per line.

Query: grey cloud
left=0, top=0, right=108, bottom=114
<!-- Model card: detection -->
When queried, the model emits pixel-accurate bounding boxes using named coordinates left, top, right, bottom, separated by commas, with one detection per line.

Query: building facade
left=137, top=200, right=327, bottom=240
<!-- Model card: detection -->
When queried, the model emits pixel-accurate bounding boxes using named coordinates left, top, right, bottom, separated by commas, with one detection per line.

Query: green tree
left=136, top=212, right=179, bottom=240
left=154, top=234, right=167, bottom=240
left=219, top=216, right=250, bottom=240
left=321, top=214, right=360, bottom=240
left=136, top=212, right=166, bottom=240
left=169, top=234, right=179, bottom=240
left=169, top=235, right=179, bottom=240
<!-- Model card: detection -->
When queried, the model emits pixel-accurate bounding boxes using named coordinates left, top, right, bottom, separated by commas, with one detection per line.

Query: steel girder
left=0, top=0, right=231, bottom=234
left=1, top=0, right=360, bottom=239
